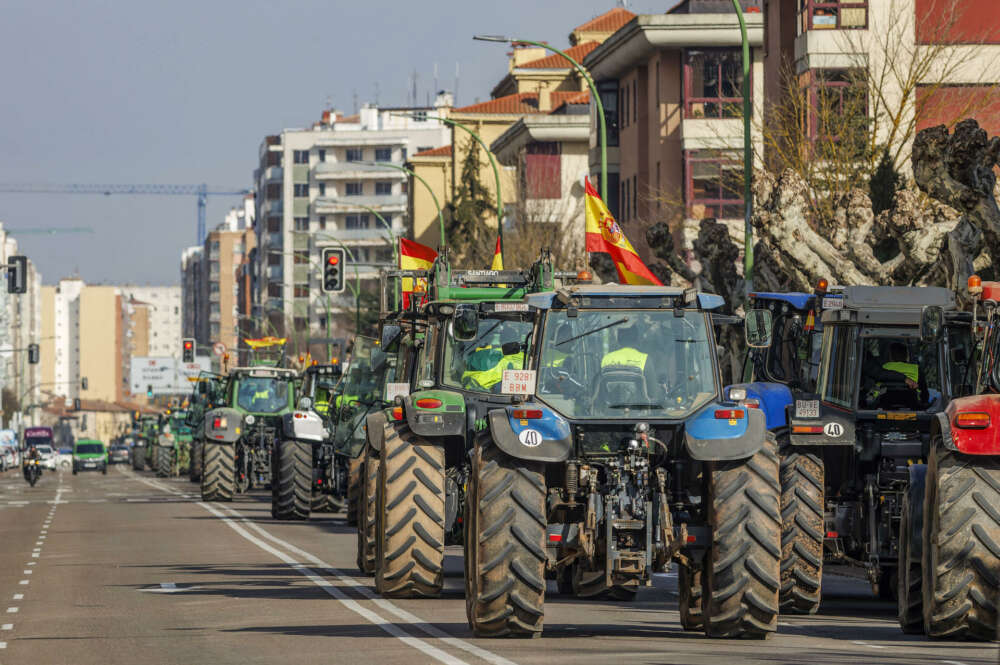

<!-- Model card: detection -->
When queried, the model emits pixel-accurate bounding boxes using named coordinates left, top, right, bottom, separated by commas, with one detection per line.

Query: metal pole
left=732, top=0, right=753, bottom=294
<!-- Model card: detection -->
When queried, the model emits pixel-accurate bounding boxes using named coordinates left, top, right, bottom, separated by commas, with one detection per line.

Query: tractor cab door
left=788, top=322, right=857, bottom=446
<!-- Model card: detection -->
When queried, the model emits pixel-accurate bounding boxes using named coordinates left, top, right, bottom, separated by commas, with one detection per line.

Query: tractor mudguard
left=365, top=410, right=388, bottom=453
left=684, top=405, right=766, bottom=461
left=203, top=408, right=242, bottom=444
left=726, top=382, right=793, bottom=430
left=939, top=395, right=1000, bottom=455
left=281, top=410, right=328, bottom=443
left=487, top=405, right=571, bottom=463
left=905, top=464, right=927, bottom=556
left=403, top=391, right=465, bottom=438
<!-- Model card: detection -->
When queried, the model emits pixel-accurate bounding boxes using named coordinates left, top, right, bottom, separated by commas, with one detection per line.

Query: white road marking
left=851, top=641, right=886, bottom=649
left=0, top=624, right=11, bottom=630
left=12, top=595, right=22, bottom=601
left=26, top=563, right=35, bottom=567
left=0, top=641, right=6, bottom=648
left=18, top=581, right=27, bottom=586
left=32, top=548, right=40, bottom=552
left=160, top=582, right=176, bottom=589
left=941, top=661, right=969, bottom=665
left=5, top=608, right=17, bottom=614
left=31, top=553, right=39, bottom=558
left=22, top=571, right=30, bottom=575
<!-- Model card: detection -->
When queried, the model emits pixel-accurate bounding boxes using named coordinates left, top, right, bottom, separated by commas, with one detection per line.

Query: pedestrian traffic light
left=182, top=338, right=195, bottom=363
left=322, top=247, right=345, bottom=293
left=27, top=343, right=39, bottom=364
left=7, top=255, right=26, bottom=294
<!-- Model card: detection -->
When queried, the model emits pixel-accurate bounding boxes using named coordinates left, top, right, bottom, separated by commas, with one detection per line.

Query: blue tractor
left=461, top=283, right=781, bottom=639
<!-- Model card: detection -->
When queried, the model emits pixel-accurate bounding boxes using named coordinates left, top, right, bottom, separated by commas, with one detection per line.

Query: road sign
left=212, top=342, right=226, bottom=357
left=131, top=356, right=212, bottom=395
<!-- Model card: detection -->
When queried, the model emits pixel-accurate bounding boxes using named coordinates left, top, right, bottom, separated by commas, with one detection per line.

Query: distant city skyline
left=0, top=1, right=669, bottom=285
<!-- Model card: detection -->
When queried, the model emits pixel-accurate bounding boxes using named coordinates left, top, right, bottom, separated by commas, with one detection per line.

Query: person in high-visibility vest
left=462, top=327, right=525, bottom=392
left=881, top=342, right=919, bottom=389
left=601, top=325, right=648, bottom=371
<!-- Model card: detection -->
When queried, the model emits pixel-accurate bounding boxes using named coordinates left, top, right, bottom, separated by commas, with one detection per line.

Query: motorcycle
left=24, top=460, right=41, bottom=487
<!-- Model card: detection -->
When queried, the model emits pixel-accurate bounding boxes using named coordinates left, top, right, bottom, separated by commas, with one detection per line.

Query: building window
left=401, top=147, right=407, bottom=161
left=266, top=152, right=281, bottom=168
left=210, top=302, right=220, bottom=314
left=318, top=149, right=326, bottom=162
left=417, top=146, right=432, bottom=153
left=210, top=323, right=220, bottom=337
left=374, top=147, right=392, bottom=162
left=523, top=142, right=561, bottom=200
left=294, top=285, right=309, bottom=298
left=294, top=217, right=309, bottom=231
left=293, top=317, right=308, bottom=331
left=346, top=148, right=363, bottom=162
left=345, top=182, right=363, bottom=196
left=266, top=183, right=281, bottom=199
left=293, top=150, right=309, bottom=164
left=685, top=149, right=744, bottom=220
left=318, top=215, right=326, bottom=230
left=800, top=1, right=868, bottom=32
left=267, top=283, right=281, bottom=297
left=319, top=183, right=326, bottom=196
left=267, top=252, right=281, bottom=266
left=805, top=69, right=867, bottom=150
left=345, top=214, right=370, bottom=229
left=375, top=181, right=393, bottom=195
left=598, top=81, right=619, bottom=147
left=412, top=111, right=427, bottom=122
left=267, top=216, right=281, bottom=232
left=209, top=282, right=220, bottom=293
left=401, top=181, right=408, bottom=194
left=684, top=49, right=745, bottom=119
left=294, top=251, right=309, bottom=264
left=293, top=183, right=309, bottom=197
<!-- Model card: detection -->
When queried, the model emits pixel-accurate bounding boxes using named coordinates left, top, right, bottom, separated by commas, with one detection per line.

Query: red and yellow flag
left=399, top=238, right=437, bottom=307
left=491, top=236, right=503, bottom=270
left=584, top=177, right=662, bottom=286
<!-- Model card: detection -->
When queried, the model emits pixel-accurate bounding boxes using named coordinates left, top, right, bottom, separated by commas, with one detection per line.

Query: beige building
left=201, top=222, right=256, bottom=353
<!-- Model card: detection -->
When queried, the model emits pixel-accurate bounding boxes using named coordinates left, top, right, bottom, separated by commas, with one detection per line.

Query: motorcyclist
left=23, top=445, right=41, bottom=482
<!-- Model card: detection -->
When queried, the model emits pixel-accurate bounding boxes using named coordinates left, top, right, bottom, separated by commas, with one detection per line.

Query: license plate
left=501, top=369, right=536, bottom=396
left=795, top=400, right=819, bottom=418
left=822, top=296, right=843, bottom=310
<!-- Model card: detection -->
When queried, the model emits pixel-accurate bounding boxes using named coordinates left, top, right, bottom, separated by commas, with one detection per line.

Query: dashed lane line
left=128, top=472, right=485, bottom=665
left=11, top=596, right=21, bottom=601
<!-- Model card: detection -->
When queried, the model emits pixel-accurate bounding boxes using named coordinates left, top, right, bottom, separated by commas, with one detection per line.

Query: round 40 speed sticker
left=824, top=422, right=844, bottom=437
left=518, top=429, right=542, bottom=447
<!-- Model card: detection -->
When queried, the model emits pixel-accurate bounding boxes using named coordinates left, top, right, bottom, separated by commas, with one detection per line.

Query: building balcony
left=313, top=195, right=406, bottom=214
left=263, top=199, right=283, bottom=215
left=209, top=312, right=221, bottom=322
left=313, top=162, right=406, bottom=180
left=267, top=266, right=282, bottom=280
left=264, top=166, right=283, bottom=183
left=680, top=117, right=745, bottom=151
left=325, top=227, right=404, bottom=242
left=265, top=232, right=283, bottom=247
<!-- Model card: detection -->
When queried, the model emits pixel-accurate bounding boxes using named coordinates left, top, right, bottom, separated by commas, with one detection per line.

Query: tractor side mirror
left=501, top=341, right=521, bottom=356
left=920, top=305, right=944, bottom=343
left=744, top=309, right=773, bottom=349
left=451, top=304, right=478, bottom=341
left=380, top=324, right=402, bottom=350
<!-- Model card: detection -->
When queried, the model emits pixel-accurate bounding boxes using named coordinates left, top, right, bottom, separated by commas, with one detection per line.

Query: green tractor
left=201, top=366, right=297, bottom=501
left=137, top=415, right=161, bottom=471
left=154, top=408, right=194, bottom=477
left=358, top=251, right=575, bottom=595
left=187, top=372, right=226, bottom=483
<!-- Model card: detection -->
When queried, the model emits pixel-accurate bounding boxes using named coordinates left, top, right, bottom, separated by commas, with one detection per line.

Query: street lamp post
left=362, top=161, right=446, bottom=249
left=731, top=0, right=754, bottom=294
left=473, top=35, right=608, bottom=202
left=392, top=112, right=505, bottom=262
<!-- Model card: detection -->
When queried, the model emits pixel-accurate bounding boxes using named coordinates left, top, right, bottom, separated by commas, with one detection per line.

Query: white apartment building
left=119, top=286, right=182, bottom=357
left=253, top=96, right=451, bottom=337
left=0, top=226, right=43, bottom=424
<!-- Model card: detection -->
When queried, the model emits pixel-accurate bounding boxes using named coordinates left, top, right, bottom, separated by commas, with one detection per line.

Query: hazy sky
left=0, top=1, right=669, bottom=286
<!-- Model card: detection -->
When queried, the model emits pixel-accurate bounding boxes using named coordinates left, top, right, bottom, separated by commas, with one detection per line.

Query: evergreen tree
left=444, top=136, right=495, bottom=268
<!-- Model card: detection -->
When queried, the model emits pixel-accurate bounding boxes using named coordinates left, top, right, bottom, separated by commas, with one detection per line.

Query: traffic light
left=27, top=343, right=39, bottom=364
left=147, top=385, right=153, bottom=398
left=182, top=338, right=195, bottom=363
left=322, top=247, right=346, bottom=293
left=7, top=255, right=26, bottom=294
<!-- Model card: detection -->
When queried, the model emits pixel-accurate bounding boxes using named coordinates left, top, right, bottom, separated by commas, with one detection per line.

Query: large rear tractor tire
left=155, top=445, right=172, bottom=478
left=922, top=443, right=1000, bottom=641
left=778, top=445, right=824, bottom=615
left=374, top=422, right=445, bottom=597
left=201, top=443, right=236, bottom=502
left=312, top=492, right=342, bottom=513
left=189, top=440, right=203, bottom=482
left=898, top=466, right=926, bottom=634
left=347, top=456, right=362, bottom=526
left=464, top=443, right=547, bottom=638
left=357, top=444, right=380, bottom=575
left=704, top=433, right=781, bottom=639
left=271, top=440, right=311, bottom=521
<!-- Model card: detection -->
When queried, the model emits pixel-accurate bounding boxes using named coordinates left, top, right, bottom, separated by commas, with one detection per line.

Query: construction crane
left=0, top=183, right=250, bottom=244
left=5, top=227, right=94, bottom=235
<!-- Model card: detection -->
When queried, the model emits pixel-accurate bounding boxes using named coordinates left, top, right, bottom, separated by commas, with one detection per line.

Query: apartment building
left=0, top=226, right=43, bottom=422
left=119, top=287, right=182, bottom=357
left=407, top=7, right=634, bottom=251
left=180, top=246, right=203, bottom=340
left=253, top=102, right=449, bottom=339
left=582, top=2, right=765, bottom=261
left=199, top=208, right=256, bottom=354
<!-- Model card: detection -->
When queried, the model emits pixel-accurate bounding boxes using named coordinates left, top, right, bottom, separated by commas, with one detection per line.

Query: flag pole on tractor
left=399, top=238, right=437, bottom=308
left=491, top=236, right=503, bottom=271
left=583, top=177, right=662, bottom=286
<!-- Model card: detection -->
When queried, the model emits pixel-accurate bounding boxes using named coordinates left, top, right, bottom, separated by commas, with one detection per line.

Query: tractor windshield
left=443, top=314, right=534, bottom=394
left=819, top=324, right=946, bottom=411
left=536, top=309, right=717, bottom=419
left=235, top=377, right=291, bottom=414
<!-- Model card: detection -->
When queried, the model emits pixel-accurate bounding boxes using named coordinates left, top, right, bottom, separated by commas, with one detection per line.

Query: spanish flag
left=584, top=177, right=662, bottom=286
left=399, top=238, right=437, bottom=307
left=491, top=236, right=503, bottom=270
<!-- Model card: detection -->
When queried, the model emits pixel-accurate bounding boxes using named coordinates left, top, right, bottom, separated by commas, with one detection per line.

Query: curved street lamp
left=361, top=161, right=446, bottom=249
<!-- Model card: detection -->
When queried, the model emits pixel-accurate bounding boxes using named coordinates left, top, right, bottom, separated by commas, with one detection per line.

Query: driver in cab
left=462, top=327, right=525, bottom=392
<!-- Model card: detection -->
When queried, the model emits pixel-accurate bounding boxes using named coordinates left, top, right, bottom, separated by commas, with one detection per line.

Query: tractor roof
left=749, top=291, right=814, bottom=311
left=524, top=283, right=726, bottom=310
left=820, top=286, right=956, bottom=325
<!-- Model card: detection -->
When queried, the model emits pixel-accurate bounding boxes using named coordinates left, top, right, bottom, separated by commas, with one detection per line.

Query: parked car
left=72, top=440, right=108, bottom=475
left=34, top=444, right=57, bottom=470
left=55, top=448, right=73, bottom=470
left=0, top=446, right=14, bottom=471
left=108, top=444, right=130, bottom=465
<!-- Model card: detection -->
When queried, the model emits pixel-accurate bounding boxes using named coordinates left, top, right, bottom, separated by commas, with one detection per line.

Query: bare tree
left=503, top=174, right=586, bottom=270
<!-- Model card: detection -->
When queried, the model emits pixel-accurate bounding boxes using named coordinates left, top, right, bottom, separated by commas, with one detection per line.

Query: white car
left=34, top=444, right=57, bottom=470
left=0, top=445, right=18, bottom=471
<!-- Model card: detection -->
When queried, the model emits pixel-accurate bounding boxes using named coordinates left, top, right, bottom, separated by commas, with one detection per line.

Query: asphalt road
left=0, top=465, right=996, bottom=665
